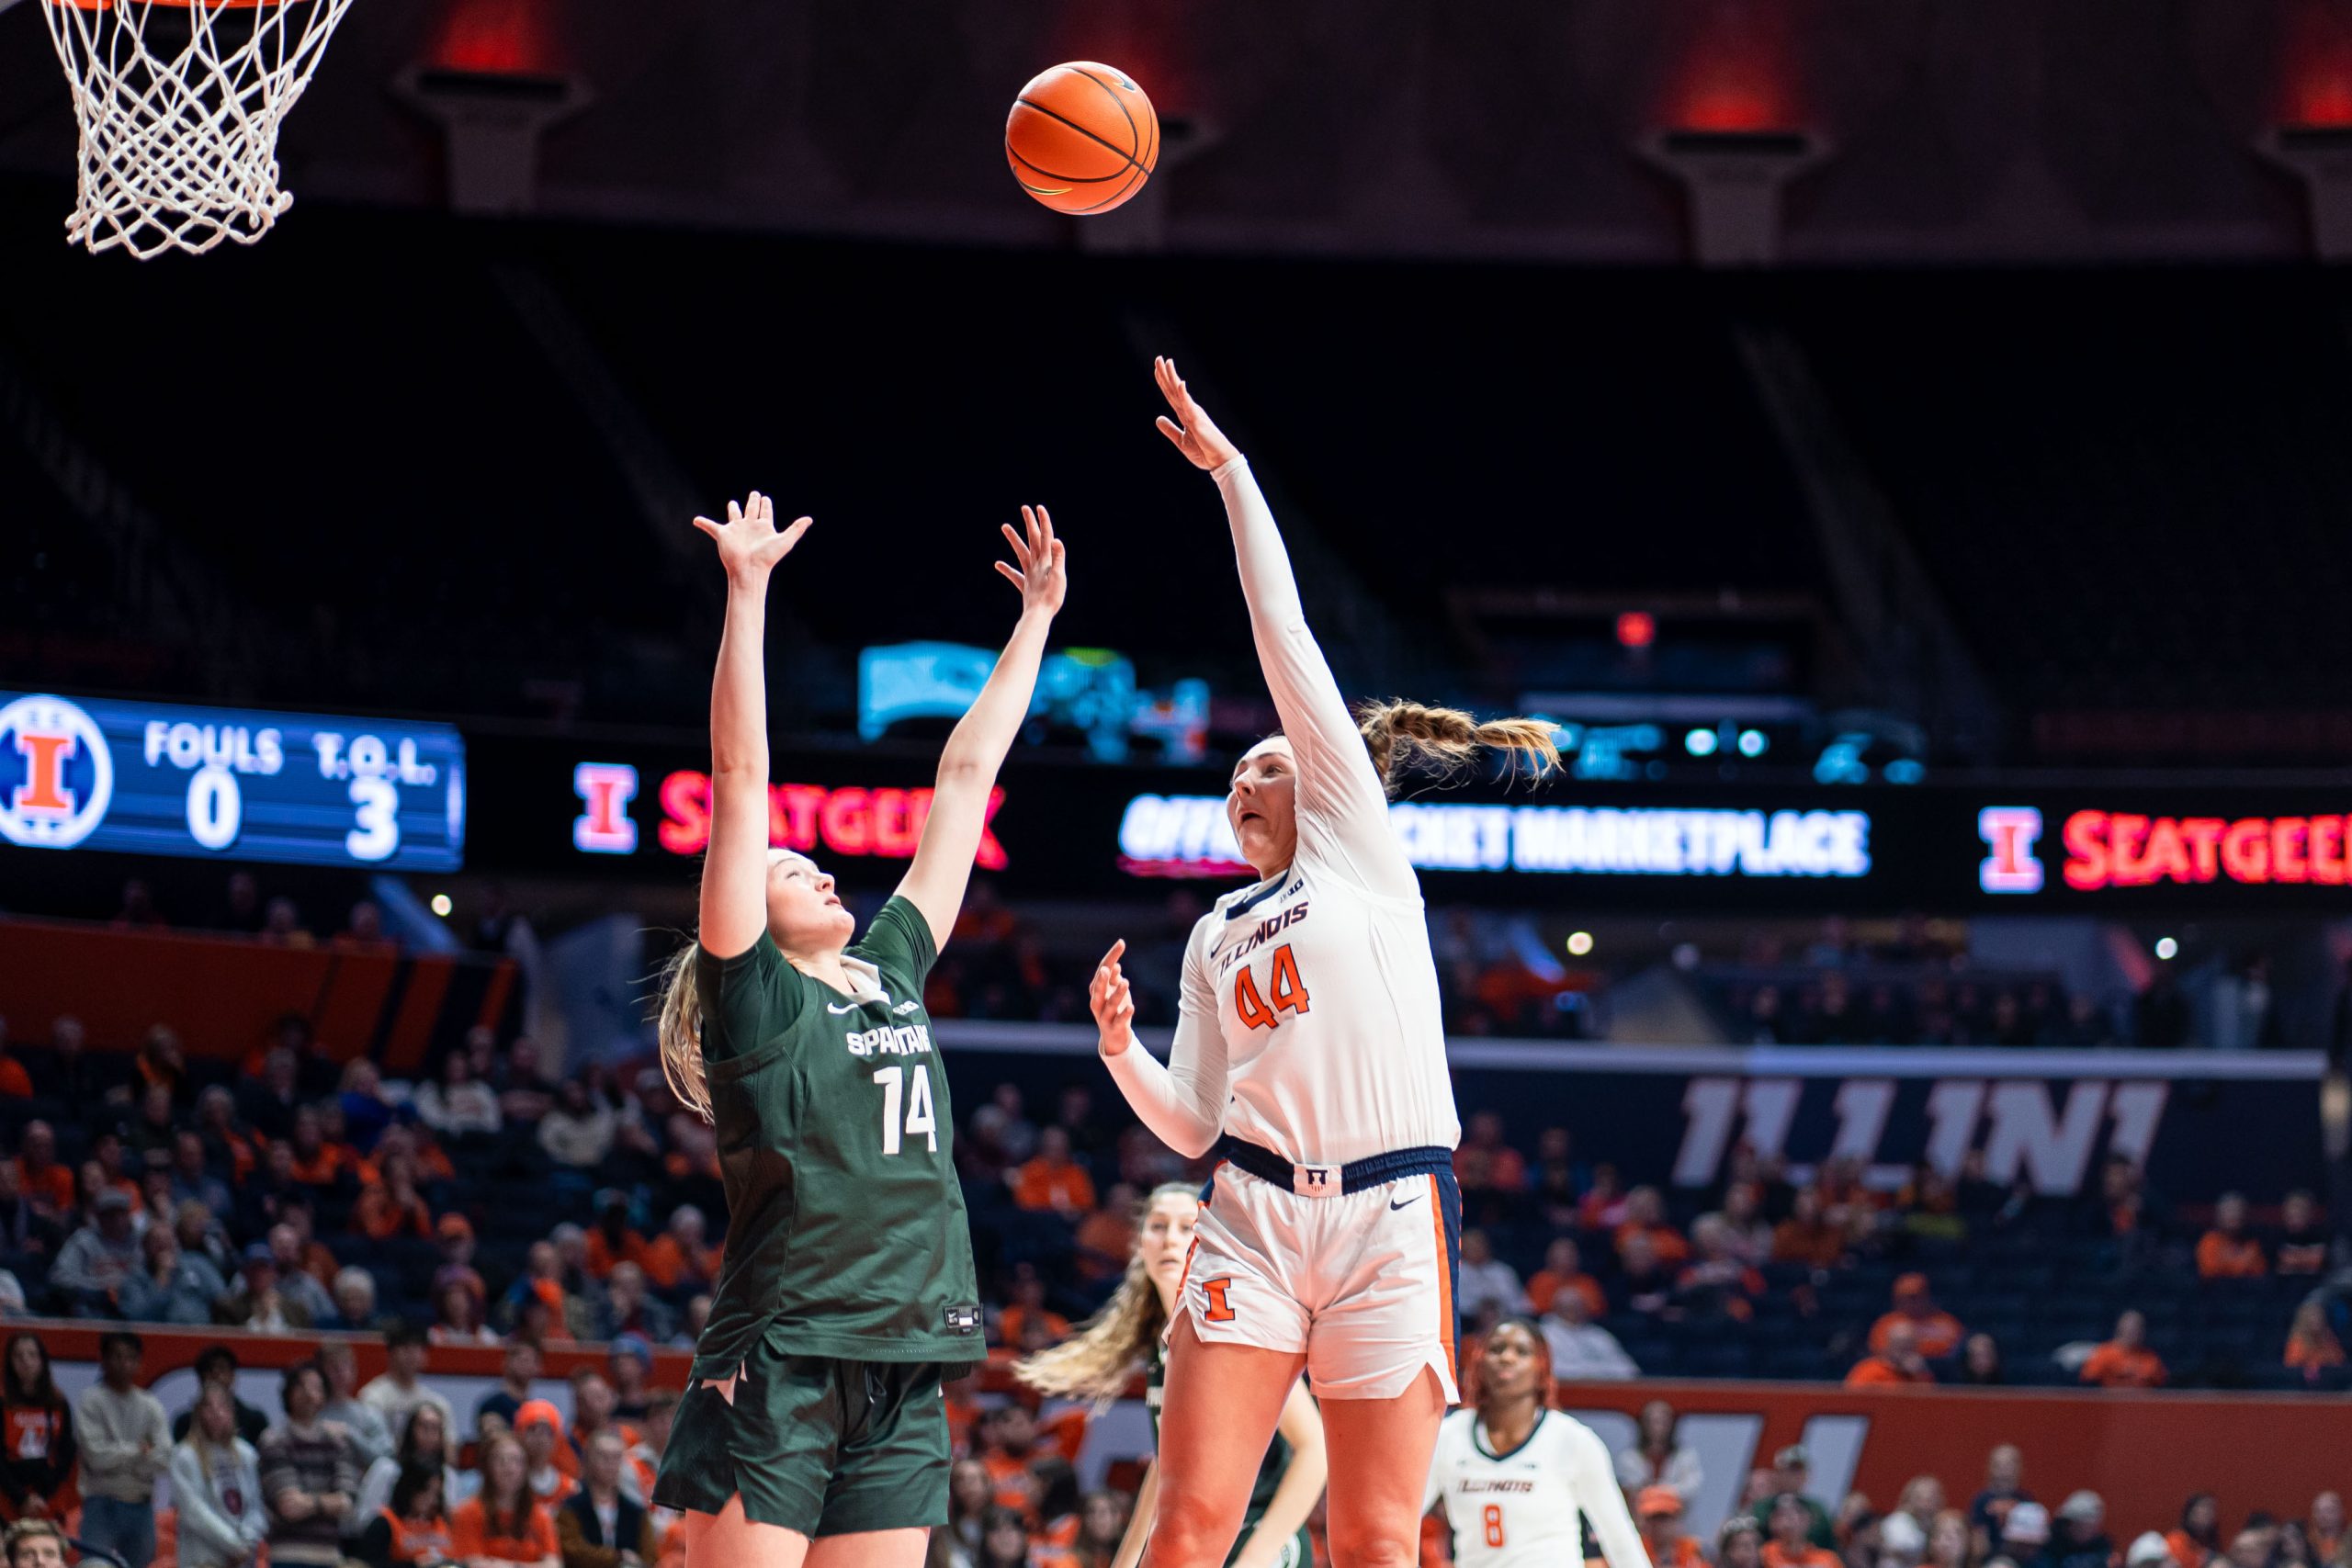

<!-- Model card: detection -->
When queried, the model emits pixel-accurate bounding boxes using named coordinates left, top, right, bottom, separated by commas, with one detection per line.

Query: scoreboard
left=0, top=692, right=465, bottom=871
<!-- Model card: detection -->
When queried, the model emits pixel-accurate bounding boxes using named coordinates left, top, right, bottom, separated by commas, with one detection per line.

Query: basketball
left=1006, top=62, right=1159, bottom=215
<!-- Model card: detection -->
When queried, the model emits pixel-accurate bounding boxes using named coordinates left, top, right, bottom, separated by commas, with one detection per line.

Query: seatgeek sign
left=1977, top=804, right=2352, bottom=895
left=1117, top=794, right=1872, bottom=881
left=571, top=762, right=1005, bottom=868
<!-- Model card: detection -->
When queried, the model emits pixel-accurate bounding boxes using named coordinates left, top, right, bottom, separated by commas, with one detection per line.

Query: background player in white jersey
left=1423, top=1320, right=1652, bottom=1568
left=1089, top=357, right=1559, bottom=1568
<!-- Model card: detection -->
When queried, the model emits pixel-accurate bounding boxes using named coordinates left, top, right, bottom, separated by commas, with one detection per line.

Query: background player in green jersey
left=1018, top=1186, right=1328, bottom=1568
left=651, top=491, right=1068, bottom=1568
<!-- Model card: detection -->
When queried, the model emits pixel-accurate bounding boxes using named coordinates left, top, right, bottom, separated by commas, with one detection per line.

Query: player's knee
left=1146, top=1487, right=1242, bottom=1568
left=1323, top=1521, right=1418, bottom=1568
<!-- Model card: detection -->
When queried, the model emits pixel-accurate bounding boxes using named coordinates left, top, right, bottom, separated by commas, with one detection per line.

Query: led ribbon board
left=0, top=692, right=464, bottom=870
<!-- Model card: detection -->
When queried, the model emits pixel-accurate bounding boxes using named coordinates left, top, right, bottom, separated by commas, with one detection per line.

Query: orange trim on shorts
left=1173, top=1235, right=1200, bottom=1313
left=1427, top=1173, right=1456, bottom=1381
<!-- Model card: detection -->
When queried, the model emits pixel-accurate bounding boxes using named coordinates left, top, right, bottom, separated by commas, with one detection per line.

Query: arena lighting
left=1737, top=728, right=1769, bottom=758
left=1685, top=728, right=1720, bottom=757
left=1615, top=611, right=1657, bottom=650
left=430, top=894, right=453, bottom=917
left=1566, top=931, right=1595, bottom=956
left=2155, top=936, right=2179, bottom=961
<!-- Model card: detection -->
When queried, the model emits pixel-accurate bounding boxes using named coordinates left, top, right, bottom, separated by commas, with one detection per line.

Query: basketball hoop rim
left=44, top=0, right=286, bottom=11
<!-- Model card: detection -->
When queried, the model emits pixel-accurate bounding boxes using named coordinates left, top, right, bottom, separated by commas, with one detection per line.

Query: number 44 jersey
left=685, top=895, right=983, bottom=1382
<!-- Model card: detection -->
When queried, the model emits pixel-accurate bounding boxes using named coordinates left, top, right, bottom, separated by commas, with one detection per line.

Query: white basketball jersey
left=1423, top=1410, right=1653, bottom=1568
left=1105, top=457, right=1460, bottom=1168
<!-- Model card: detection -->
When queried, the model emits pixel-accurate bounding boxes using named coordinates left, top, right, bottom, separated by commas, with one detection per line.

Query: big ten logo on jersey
left=0, top=694, right=115, bottom=849
left=1567, top=1408, right=1869, bottom=1529
left=844, top=1022, right=934, bottom=1059
left=1672, top=1076, right=2167, bottom=1197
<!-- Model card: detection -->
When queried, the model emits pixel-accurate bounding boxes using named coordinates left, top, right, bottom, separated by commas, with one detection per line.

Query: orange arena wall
left=0, top=919, right=513, bottom=1072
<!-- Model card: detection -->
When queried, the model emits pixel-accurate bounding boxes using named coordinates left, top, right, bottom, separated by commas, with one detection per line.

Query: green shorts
left=652, top=1338, right=949, bottom=1538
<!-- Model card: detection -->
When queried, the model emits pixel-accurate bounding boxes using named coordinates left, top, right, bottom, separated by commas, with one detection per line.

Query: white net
left=39, top=0, right=360, bottom=259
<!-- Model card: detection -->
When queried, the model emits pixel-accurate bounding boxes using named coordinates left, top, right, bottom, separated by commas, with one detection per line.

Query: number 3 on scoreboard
left=1233, top=943, right=1311, bottom=1031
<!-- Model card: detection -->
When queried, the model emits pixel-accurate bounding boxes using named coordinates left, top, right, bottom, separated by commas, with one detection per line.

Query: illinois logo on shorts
left=0, top=694, right=115, bottom=849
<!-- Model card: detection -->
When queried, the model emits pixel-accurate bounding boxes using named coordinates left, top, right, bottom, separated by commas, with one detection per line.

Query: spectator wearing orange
left=1639, top=1488, right=1707, bottom=1568
left=2277, top=1190, right=2330, bottom=1276
left=1011, top=1128, right=1097, bottom=1217
left=352, top=1154, right=435, bottom=1243
left=8, top=1123, right=74, bottom=1220
left=2079, top=1310, right=2166, bottom=1389
left=1870, top=1274, right=1965, bottom=1360
left=2165, top=1495, right=2221, bottom=1568
left=450, top=1433, right=560, bottom=1568
left=583, top=1195, right=644, bottom=1281
left=2284, top=1302, right=2345, bottom=1381
left=1453, top=1111, right=1529, bottom=1193
left=0, top=1029, right=30, bottom=1100
left=2195, top=1192, right=2267, bottom=1280
left=513, top=1403, right=579, bottom=1506
left=636, top=1206, right=719, bottom=1294
left=1071, top=1184, right=1138, bottom=1287
left=996, top=1265, right=1071, bottom=1350
left=1526, top=1237, right=1607, bottom=1320
left=1614, top=1186, right=1690, bottom=1269
left=1771, top=1189, right=1846, bottom=1269
left=1762, top=1495, right=1841, bottom=1568
left=1576, top=1163, right=1628, bottom=1231
left=1846, top=1321, right=1935, bottom=1387
left=285, top=1107, right=358, bottom=1189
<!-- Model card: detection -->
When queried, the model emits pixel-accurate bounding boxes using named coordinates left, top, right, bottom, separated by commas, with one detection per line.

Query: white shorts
left=1177, top=1156, right=1462, bottom=1402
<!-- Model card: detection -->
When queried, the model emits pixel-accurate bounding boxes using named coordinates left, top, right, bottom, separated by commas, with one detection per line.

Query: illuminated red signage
left=650, top=770, right=1007, bottom=868
left=2061, top=809, right=2349, bottom=890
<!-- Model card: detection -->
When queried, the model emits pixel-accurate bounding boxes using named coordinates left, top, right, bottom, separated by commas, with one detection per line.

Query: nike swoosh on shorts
left=1389, top=1194, right=1422, bottom=1211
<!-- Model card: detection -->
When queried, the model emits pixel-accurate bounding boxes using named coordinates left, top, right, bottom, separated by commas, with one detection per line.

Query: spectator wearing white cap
left=2001, top=1501, right=2052, bottom=1566
left=2129, top=1534, right=2177, bottom=1568
left=2047, top=1493, right=2113, bottom=1568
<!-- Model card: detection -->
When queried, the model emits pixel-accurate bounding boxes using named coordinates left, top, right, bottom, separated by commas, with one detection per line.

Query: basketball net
left=39, top=0, right=360, bottom=259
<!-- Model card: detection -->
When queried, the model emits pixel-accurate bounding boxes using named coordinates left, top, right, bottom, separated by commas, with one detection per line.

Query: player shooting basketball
left=1090, top=359, right=1560, bottom=1568
left=652, top=494, right=1066, bottom=1568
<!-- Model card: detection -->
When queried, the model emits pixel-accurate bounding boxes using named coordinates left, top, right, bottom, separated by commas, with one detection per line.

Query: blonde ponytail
left=1355, top=700, right=1561, bottom=795
left=1015, top=1182, right=1196, bottom=1404
left=655, top=942, right=713, bottom=1123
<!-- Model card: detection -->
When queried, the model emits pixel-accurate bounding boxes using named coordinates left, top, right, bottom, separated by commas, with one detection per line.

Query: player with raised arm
left=1089, top=359, right=1560, bottom=1568
left=1017, top=1184, right=1329, bottom=1568
left=650, top=494, right=1068, bottom=1568
left=1423, top=1319, right=1651, bottom=1568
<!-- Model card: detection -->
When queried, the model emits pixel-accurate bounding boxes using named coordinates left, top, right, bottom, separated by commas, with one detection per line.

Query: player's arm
left=1565, top=1426, right=1655, bottom=1568
left=895, top=506, right=1067, bottom=950
left=1153, top=357, right=1413, bottom=897
left=1109, top=1460, right=1159, bottom=1568
left=693, top=492, right=813, bottom=959
left=1091, top=929, right=1230, bottom=1158
left=1234, top=1381, right=1329, bottom=1568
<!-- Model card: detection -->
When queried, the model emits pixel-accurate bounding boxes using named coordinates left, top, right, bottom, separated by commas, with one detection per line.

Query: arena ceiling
left=0, top=0, right=2348, bottom=263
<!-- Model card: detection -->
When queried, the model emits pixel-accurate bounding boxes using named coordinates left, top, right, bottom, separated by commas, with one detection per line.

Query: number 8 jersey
left=686, top=894, right=984, bottom=1384
left=1423, top=1409, right=1652, bottom=1568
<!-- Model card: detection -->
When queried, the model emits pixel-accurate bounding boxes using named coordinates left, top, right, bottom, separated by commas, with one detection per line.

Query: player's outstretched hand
left=692, top=491, right=812, bottom=585
left=1154, top=356, right=1242, bottom=471
left=996, top=504, right=1069, bottom=618
left=1091, top=939, right=1136, bottom=1057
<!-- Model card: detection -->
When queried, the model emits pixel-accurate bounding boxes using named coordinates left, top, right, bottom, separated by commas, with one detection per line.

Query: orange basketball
left=1005, top=62, right=1159, bottom=215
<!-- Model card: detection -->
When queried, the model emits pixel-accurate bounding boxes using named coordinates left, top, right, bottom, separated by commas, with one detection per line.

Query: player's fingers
left=1035, top=505, right=1053, bottom=547
left=692, top=517, right=720, bottom=537
left=994, top=561, right=1025, bottom=590
left=1000, top=521, right=1029, bottom=561
left=1104, top=938, right=1126, bottom=965
left=727, top=500, right=742, bottom=523
left=1155, top=415, right=1189, bottom=448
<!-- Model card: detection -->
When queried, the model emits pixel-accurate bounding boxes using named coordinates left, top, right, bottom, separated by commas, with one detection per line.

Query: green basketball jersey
left=688, top=895, right=982, bottom=1376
